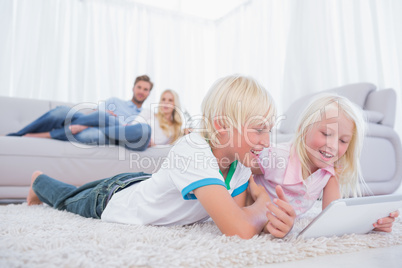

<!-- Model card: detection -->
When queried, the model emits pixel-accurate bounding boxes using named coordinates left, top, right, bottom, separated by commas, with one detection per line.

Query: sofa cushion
left=0, top=136, right=172, bottom=187
left=278, top=94, right=314, bottom=134
left=327, top=82, right=376, bottom=108
left=364, top=110, right=384, bottom=124
left=0, top=97, right=51, bottom=136
left=50, top=100, right=96, bottom=115
left=279, top=83, right=377, bottom=134
left=0, top=96, right=100, bottom=136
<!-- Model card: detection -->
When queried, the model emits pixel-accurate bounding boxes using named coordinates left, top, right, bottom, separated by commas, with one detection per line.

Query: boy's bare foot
left=69, top=124, right=89, bottom=135
left=27, top=171, right=43, bottom=206
left=23, top=132, right=51, bottom=139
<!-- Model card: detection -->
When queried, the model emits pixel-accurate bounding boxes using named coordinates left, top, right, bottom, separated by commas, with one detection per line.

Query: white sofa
left=272, top=83, right=402, bottom=195
left=1, top=82, right=401, bottom=200
left=0, top=96, right=172, bottom=201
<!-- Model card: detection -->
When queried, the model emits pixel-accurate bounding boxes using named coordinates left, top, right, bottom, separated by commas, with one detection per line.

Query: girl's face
left=304, top=110, right=354, bottom=173
left=160, top=92, right=175, bottom=116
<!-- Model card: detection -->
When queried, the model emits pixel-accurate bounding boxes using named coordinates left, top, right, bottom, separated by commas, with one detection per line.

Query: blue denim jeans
left=7, top=106, right=116, bottom=139
left=7, top=106, right=152, bottom=151
left=71, top=123, right=151, bottom=151
left=7, top=106, right=75, bottom=137
left=33, top=172, right=151, bottom=219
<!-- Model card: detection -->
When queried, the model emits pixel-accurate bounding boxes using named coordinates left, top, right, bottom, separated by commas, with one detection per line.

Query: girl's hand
left=263, top=185, right=296, bottom=238
left=373, top=210, right=400, bottom=232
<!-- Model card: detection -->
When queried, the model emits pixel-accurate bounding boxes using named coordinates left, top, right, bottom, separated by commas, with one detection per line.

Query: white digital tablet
left=298, top=194, right=402, bottom=239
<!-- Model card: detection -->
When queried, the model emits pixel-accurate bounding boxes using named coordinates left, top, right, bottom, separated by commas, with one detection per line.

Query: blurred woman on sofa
left=141, top=89, right=184, bottom=146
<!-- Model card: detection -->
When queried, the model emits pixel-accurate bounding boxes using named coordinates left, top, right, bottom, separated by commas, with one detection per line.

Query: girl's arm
left=194, top=176, right=295, bottom=239
left=373, top=211, right=400, bottom=232
left=323, top=176, right=399, bottom=232
left=322, top=176, right=341, bottom=210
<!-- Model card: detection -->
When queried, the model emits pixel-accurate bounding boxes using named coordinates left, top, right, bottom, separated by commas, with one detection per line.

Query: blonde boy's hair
left=292, top=93, right=368, bottom=198
left=156, top=89, right=183, bottom=144
left=201, top=75, right=276, bottom=146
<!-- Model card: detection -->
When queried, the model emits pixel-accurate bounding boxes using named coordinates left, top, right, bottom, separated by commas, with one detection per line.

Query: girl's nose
left=326, top=136, right=338, bottom=151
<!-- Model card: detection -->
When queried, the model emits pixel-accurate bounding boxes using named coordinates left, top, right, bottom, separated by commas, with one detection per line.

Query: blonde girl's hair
left=156, top=89, right=183, bottom=144
left=201, top=74, right=276, bottom=147
left=292, top=93, right=369, bottom=198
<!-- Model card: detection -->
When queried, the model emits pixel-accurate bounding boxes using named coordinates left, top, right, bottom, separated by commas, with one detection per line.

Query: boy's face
left=229, top=123, right=271, bottom=167
left=304, top=110, right=354, bottom=172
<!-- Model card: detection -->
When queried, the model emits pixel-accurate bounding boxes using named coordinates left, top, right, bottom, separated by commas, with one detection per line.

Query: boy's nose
left=261, top=133, right=270, bottom=148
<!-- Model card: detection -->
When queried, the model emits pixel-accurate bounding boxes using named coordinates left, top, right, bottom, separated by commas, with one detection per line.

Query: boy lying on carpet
left=250, top=93, right=399, bottom=232
left=26, top=75, right=296, bottom=239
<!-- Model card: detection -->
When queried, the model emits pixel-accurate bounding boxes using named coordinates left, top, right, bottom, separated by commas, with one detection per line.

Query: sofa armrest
left=362, top=123, right=402, bottom=194
left=364, top=88, right=396, bottom=128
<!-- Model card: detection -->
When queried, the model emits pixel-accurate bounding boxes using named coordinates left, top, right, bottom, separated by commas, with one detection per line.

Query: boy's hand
left=373, top=210, right=400, bottom=232
left=263, top=185, right=296, bottom=238
left=246, top=175, right=271, bottom=207
left=247, top=176, right=270, bottom=203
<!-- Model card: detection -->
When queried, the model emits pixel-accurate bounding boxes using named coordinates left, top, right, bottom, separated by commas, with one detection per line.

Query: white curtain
left=215, top=0, right=402, bottom=135
left=0, top=0, right=215, bottom=116
left=0, top=0, right=401, bottom=134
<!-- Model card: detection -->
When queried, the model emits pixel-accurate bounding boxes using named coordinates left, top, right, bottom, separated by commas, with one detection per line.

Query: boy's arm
left=194, top=176, right=295, bottom=239
left=194, top=184, right=268, bottom=239
left=262, top=185, right=296, bottom=238
left=233, top=189, right=247, bottom=207
left=233, top=176, right=262, bottom=207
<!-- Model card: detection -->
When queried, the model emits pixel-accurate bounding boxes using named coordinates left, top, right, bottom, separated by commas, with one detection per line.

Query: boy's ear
left=213, top=119, right=226, bottom=131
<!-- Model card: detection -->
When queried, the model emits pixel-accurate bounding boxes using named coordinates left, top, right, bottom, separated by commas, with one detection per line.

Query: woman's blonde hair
left=292, top=93, right=368, bottom=198
left=156, top=89, right=183, bottom=144
left=201, top=75, right=276, bottom=147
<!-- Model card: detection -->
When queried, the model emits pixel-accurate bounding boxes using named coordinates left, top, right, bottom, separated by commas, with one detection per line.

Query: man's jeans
left=73, top=123, right=152, bottom=151
left=33, top=172, right=151, bottom=218
left=7, top=106, right=151, bottom=151
left=7, top=106, right=75, bottom=137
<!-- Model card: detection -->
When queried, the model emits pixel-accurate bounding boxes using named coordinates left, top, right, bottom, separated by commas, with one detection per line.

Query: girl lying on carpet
left=251, top=93, right=399, bottom=232
left=26, top=75, right=296, bottom=239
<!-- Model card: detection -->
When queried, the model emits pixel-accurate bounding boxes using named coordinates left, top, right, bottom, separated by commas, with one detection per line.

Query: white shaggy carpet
left=1, top=202, right=401, bottom=268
